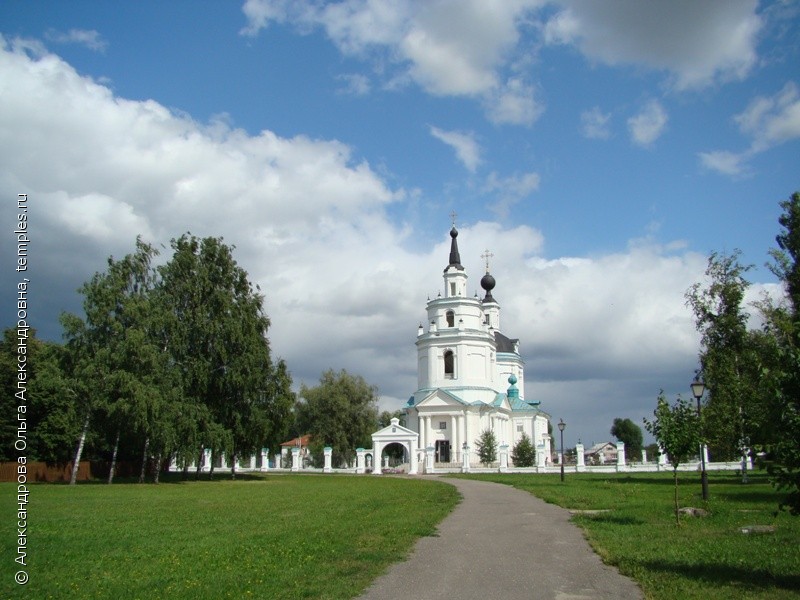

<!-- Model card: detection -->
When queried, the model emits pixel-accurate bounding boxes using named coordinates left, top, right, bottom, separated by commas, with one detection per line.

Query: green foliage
left=686, top=250, right=757, bottom=461
left=296, top=369, right=379, bottom=466
left=644, top=393, right=700, bottom=524
left=0, top=476, right=459, bottom=599
left=762, top=191, right=800, bottom=515
left=458, top=472, right=800, bottom=600
left=475, top=428, right=497, bottom=466
left=0, top=328, right=78, bottom=463
left=610, top=417, right=643, bottom=459
left=24, top=234, right=294, bottom=481
left=511, top=433, right=535, bottom=467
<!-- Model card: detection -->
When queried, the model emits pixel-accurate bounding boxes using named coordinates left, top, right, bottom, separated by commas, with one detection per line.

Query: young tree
left=644, top=393, right=701, bottom=525
left=296, top=369, right=378, bottom=467
left=475, top=429, right=497, bottom=466
left=610, top=418, right=643, bottom=460
left=511, top=433, right=535, bottom=467
left=686, top=250, right=757, bottom=462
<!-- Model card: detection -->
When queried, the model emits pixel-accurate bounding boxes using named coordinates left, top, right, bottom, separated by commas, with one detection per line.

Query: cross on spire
left=481, top=249, right=494, bottom=272
left=450, top=210, right=458, bottom=227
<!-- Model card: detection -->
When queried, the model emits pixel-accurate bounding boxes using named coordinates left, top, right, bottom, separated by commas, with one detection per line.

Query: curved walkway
left=359, top=477, right=642, bottom=600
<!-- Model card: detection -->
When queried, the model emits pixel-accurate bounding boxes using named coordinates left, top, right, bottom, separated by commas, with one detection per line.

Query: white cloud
left=627, top=100, right=668, bottom=147
left=735, top=81, right=800, bottom=152
left=483, top=171, right=540, bottom=217
left=699, top=82, right=800, bottom=176
left=580, top=106, right=611, bottom=140
left=429, top=126, right=481, bottom=172
left=240, top=0, right=546, bottom=124
left=4, top=35, right=779, bottom=446
left=698, top=150, right=750, bottom=178
left=544, top=0, right=762, bottom=90
left=484, top=77, right=543, bottom=126
left=336, top=73, right=371, bottom=96
left=44, top=28, right=108, bottom=52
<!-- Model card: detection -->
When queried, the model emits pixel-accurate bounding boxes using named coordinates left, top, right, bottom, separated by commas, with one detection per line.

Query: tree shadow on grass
left=638, top=559, right=800, bottom=594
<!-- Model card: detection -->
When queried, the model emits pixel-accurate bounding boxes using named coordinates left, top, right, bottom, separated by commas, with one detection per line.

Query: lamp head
left=691, top=378, right=706, bottom=400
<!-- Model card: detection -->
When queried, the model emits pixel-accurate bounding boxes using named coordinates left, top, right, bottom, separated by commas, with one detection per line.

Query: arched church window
left=446, top=310, right=455, bottom=327
left=444, top=350, right=455, bottom=378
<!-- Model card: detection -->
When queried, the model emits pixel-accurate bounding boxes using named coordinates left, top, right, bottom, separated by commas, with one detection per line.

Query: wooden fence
left=1, top=461, right=144, bottom=483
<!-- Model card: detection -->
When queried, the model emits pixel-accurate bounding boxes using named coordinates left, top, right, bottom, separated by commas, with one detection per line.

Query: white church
left=371, top=224, right=552, bottom=473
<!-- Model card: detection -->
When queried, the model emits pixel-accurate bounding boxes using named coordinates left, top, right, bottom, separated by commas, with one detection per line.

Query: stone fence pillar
left=202, top=448, right=212, bottom=472
left=461, top=445, right=470, bottom=473
left=291, top=447, right=301, bottom=472
left=260, top=448, right=270, bottom=472
left=575, top=442, right=585, bottom=472
left=616, top=441, right=626, bottom=471
left=425, top=446, right=435, bottom=474
left=355, top=448, right=366, bottom=474
left=536, top=444, right=546, bottom=469
left=499, top=444, right=509, bottom=473
left=658, top=446, right=667, bottom=470
left=323, top=447, right=333, bottom=473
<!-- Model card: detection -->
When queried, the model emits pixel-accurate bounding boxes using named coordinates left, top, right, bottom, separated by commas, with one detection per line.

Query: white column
left=323, top=447, right=333, bottom=473
left=499, top=444, right=509, bottom=473
left=576, top=442, right=585, bottom=472
left=451, top=414, right=458, bottom=458
left=616, top=441, right=626, bottom=471
left=641, top=449, right=648, bottom=463
left=260, top=448, right=269, bottom=472
left=409, top=439, right=419, bottom=475
left=461, top=445, right=470, bottom=473
left=372, top=442, right=382, bottom=476
left=219, top=453, right=228, bottom=470
left=355, top=448, right=366, bottom=474
left=291, top=447, right=301, bottom=472
left=425, top=446, right=436, bottom=474
left=536, top=444, right=546, bottom=468
left=202, top=448, right=212, bottom=472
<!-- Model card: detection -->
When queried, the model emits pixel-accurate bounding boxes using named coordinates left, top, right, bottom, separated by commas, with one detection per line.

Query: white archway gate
left=371, top=418, right=419, bottom=475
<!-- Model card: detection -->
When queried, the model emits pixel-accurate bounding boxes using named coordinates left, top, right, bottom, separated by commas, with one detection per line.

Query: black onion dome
left=481, top=271, right=497, bottom=302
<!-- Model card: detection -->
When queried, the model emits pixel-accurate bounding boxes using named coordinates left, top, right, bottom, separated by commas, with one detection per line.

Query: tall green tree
left=686, top=250, right=757, bottom=462
left=644, top=393, right=701, bottom=525
left=610, top=418, right=643, bottom=460
left=60, top=238, right=177, bottom=484
left=761, top=192, right=800, bottom=514
left=475, top=429, right=497, bottom=466
left=159, top=234, right=292, bottom=478
left=296, top=369, right=378, bottom=467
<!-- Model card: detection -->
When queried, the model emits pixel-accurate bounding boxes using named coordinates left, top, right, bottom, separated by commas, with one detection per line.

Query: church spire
left=446, top=211, right=464, bottom=271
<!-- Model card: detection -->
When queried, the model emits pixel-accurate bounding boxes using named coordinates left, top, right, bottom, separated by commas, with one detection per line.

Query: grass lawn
left=454, top=471, right=800, bottom=600
left=1, top=474, right=459, bottom=600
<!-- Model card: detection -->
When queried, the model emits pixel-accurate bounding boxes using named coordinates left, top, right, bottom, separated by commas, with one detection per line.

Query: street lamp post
left=691, top=378, right=709, bottom=501
left=557, top=419, right=566, bottom=483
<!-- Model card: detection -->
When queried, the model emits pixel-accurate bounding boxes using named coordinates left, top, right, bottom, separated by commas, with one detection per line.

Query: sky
left=1, top=1, right=799, bottom=449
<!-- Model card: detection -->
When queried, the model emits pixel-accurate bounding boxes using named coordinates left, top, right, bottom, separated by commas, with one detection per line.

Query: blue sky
left=2, top=1, right=799, bottom=449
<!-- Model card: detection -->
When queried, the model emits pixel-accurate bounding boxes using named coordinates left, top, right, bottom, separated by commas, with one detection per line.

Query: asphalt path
left=358, top=477, right=643, bottom=600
